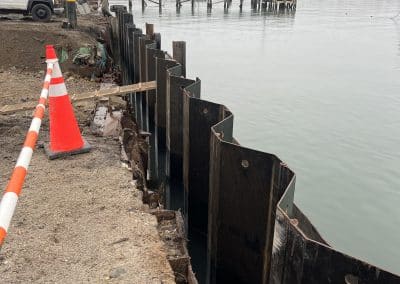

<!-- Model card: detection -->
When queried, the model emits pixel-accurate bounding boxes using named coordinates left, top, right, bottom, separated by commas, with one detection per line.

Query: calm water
left=111, top=0, right=400, bottom=275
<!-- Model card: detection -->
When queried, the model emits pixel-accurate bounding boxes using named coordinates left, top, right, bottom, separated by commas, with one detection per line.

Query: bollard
left=66, top=0, right=77, bottom=28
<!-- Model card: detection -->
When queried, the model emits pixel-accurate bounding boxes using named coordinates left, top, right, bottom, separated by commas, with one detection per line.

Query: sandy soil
left=0, top=19, right=91, bottom=72
left=0, top=68, right=175, bottom=282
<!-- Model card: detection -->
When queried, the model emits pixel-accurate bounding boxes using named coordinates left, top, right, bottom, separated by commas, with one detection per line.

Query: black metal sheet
left=165, top=67, right=195, bottom=181
left=208, top=114, right=281, bottom=284
left=122, top=13, right=133, bottom=85
left=146, top=46, right=165, bottom=184
left=133, top=29, right=143, bottom=126
left=155, top=58, right=179, bottom=150
left=173, top=41, right=186, bottom=77
left=132, top=29, right=143, bottom=84
left=139, top=37, right=154, bottom=131
left=183, top=93, right=223, bottom=237
left=126, top=24, right=136, bottom=113
left=271, top=176, right=400, bottom=284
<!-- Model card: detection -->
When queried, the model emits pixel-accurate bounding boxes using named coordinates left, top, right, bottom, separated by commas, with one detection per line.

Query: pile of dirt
left=0, top=16, right=110, bottom=77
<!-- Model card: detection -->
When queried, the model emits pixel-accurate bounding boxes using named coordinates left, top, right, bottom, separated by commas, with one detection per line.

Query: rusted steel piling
left=109, top=6, right=400, bottom=284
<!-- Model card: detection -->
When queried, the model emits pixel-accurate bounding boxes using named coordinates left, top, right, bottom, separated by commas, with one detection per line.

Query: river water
left=110, top=0, right=400, bottom=275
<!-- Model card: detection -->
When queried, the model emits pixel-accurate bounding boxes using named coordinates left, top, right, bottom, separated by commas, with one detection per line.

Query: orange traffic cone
left=44, top=45, right=91, bottom=159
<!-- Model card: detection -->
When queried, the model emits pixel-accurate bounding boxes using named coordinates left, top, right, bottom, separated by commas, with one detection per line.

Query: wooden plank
left=0, top=81, right=156, bottom=115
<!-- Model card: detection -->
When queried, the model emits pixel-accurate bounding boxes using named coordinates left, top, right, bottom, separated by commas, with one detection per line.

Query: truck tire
left=31, top=3, right=52, bottom=22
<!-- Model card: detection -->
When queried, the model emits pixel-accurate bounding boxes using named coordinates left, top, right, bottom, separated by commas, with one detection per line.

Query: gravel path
left=0, top=69, right=175, bottom=283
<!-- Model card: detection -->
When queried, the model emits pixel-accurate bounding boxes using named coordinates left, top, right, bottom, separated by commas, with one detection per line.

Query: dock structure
left=137, top=0, right=297, bottom=13
left=109, top=5, right=400, bottom=284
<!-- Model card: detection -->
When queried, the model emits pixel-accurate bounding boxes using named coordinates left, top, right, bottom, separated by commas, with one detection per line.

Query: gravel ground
left=0, top=67, right=175, bottom=283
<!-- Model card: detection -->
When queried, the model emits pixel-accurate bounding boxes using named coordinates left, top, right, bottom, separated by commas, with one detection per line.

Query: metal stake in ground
left=67, top=0, right=77, bottom=28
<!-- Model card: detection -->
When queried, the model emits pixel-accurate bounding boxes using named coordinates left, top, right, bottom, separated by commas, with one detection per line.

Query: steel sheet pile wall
left=111, top=7, right=400, bottom=284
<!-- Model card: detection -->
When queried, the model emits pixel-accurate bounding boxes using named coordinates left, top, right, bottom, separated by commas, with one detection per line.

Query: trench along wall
left=110, top=6, right=400, bottom=284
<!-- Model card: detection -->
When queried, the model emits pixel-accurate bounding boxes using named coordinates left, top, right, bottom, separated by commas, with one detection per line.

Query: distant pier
left=136, top=0, right=297, bottom=13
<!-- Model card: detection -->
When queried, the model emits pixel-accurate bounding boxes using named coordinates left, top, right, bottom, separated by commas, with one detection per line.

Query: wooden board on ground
left=0, top=81, right=156, bottom=115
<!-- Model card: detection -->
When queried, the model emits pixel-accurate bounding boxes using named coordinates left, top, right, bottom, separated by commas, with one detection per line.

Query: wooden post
left=146, top=23, right=154, bottom=38
left=207, top=0, right=212, bottom=10
left=66, top=0, right=77, bottom=28
left=173, top=41, right=186, bottom=78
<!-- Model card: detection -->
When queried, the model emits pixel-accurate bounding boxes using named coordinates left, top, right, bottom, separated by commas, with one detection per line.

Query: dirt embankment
left=0, top=18, right=176, bottom=283
left=0, top=15, right=111, bottom=77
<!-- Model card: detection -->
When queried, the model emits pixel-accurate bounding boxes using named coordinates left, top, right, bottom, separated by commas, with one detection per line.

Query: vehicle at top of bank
left=0, top=0, right=64, bottom=22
